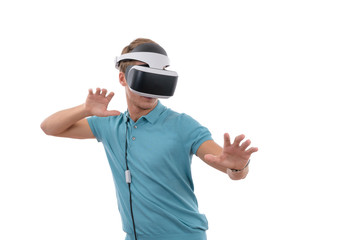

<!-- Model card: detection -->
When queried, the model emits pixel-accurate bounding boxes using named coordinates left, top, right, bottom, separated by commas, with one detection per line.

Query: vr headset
left=115, top=43, right=178, bottom=99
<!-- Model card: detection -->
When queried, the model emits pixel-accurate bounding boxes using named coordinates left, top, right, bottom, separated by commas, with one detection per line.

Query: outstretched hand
left=204, top=133, right=258, bottom=170
left=85, top=88, right=121, bottom=117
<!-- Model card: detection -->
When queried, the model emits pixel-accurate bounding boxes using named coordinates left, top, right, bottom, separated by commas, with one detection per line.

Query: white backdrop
left=1, top=0, right=359, bottom=239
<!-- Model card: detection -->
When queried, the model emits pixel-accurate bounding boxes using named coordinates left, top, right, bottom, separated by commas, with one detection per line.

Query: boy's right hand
left=85, top=88, right=121, bottom=117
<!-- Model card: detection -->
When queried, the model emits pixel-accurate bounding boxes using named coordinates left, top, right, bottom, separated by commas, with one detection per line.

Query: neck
left=127, top=99, right=158, bottom=122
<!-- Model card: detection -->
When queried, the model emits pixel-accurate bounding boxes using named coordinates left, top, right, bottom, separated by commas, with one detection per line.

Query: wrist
left=229, top=159, right=251, bottom=173
left=227, top=166, right=249, bottom=180
left=82, top=103, right=93, bottom=117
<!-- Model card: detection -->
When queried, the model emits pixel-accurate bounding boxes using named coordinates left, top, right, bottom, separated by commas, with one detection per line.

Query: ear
left=119, top=72, right=127, bottom=87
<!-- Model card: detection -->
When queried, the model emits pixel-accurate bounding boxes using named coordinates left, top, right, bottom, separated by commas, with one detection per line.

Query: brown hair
left=118, top=38, right=158, bottom=73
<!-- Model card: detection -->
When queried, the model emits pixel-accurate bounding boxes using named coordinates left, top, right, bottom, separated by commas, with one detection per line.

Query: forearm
left=40, top=104, right=90, bottom=135
left=207, top=161, right=249, bottom=179
left=205, top=159, right=249, bottom=179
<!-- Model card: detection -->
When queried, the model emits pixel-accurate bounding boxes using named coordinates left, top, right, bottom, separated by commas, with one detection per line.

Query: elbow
left=40, top=121, right=50, bottom=135
left=40, top=121, right=55, bottom=136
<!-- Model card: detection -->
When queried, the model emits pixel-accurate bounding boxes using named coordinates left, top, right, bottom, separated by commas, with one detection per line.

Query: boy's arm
left=41, top=104, right=94, bottom=139
left=196, top=134, right=258, bottom=180
left=40, top=88, right=120, bottom=139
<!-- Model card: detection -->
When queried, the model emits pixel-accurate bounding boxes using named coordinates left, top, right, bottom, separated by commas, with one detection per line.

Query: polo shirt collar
left=143, top=101, right=166, bottom=124
left=124, top=101, right=166, bottom=124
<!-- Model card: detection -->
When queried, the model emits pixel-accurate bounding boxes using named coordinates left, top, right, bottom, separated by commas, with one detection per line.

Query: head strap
left=115, top=43, right=170, bottom=70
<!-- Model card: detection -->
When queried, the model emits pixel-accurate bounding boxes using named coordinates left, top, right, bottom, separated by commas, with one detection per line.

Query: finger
left=246, top=147, right=258, bottom=154
left=95, top=88, right=101, bottom=95
left=101, top=88, right=107, bottom=96
left=88, top=88, right=94, bottom=95
left=240, top=139, right=251, bottom=151
left=224, top=133, right=231, bottom=147
left=233, top=134, right=245, bottom=146
left=106, top=92, right=115, bottom=101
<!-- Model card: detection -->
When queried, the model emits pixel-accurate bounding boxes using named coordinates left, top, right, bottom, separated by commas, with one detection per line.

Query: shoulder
left=87, top=113, right=125, bottom=127
left=162, top=109, right=204, bottom=133
left=161, top=107, right=197, bottom=125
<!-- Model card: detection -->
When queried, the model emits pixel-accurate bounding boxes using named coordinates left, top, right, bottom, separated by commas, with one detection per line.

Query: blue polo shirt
left=87, top=101, right=212, bottom=240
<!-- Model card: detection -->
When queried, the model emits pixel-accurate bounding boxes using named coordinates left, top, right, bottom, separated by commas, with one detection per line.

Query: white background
left=1, top=0, right=359, bottom=239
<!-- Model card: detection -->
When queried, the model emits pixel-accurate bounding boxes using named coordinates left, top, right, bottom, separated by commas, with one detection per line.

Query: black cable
left=125, top=117, right=138, bottom=240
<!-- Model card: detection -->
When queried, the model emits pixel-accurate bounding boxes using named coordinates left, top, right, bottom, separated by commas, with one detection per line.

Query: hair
left=118, top=38, right=158, bottom=73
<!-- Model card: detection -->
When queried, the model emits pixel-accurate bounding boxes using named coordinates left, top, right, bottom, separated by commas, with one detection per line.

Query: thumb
left=104, top=110, right=121, bottom=116
left=204, top=154, right=220, bottom=163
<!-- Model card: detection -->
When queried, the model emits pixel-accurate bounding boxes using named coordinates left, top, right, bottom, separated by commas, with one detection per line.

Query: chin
left=138, top=96, right=158, bottom=108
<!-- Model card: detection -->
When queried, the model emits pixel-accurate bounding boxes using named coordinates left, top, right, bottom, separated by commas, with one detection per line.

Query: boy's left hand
left=204, top=133, right=258, bottom=170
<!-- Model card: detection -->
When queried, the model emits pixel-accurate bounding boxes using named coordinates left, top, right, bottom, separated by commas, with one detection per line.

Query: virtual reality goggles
left=115, top=43, right=178, bottom=99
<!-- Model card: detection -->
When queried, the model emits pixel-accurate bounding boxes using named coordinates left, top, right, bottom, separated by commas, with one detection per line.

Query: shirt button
left=132, top=137, right=136, bottom=141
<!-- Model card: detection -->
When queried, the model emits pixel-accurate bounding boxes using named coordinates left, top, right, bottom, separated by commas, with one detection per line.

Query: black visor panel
left=128, top=68, right=178, bottom=97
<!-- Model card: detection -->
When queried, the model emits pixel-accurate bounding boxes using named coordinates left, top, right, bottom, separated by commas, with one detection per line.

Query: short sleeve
left=87, top=116, right=108, bottom=142
left=178, top=114, right=213, bottom=155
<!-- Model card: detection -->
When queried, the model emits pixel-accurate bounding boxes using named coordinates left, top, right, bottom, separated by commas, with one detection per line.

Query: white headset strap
left=115, top=52, right=170, bottom=70
left=129, top=65, right=178, bottom=76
